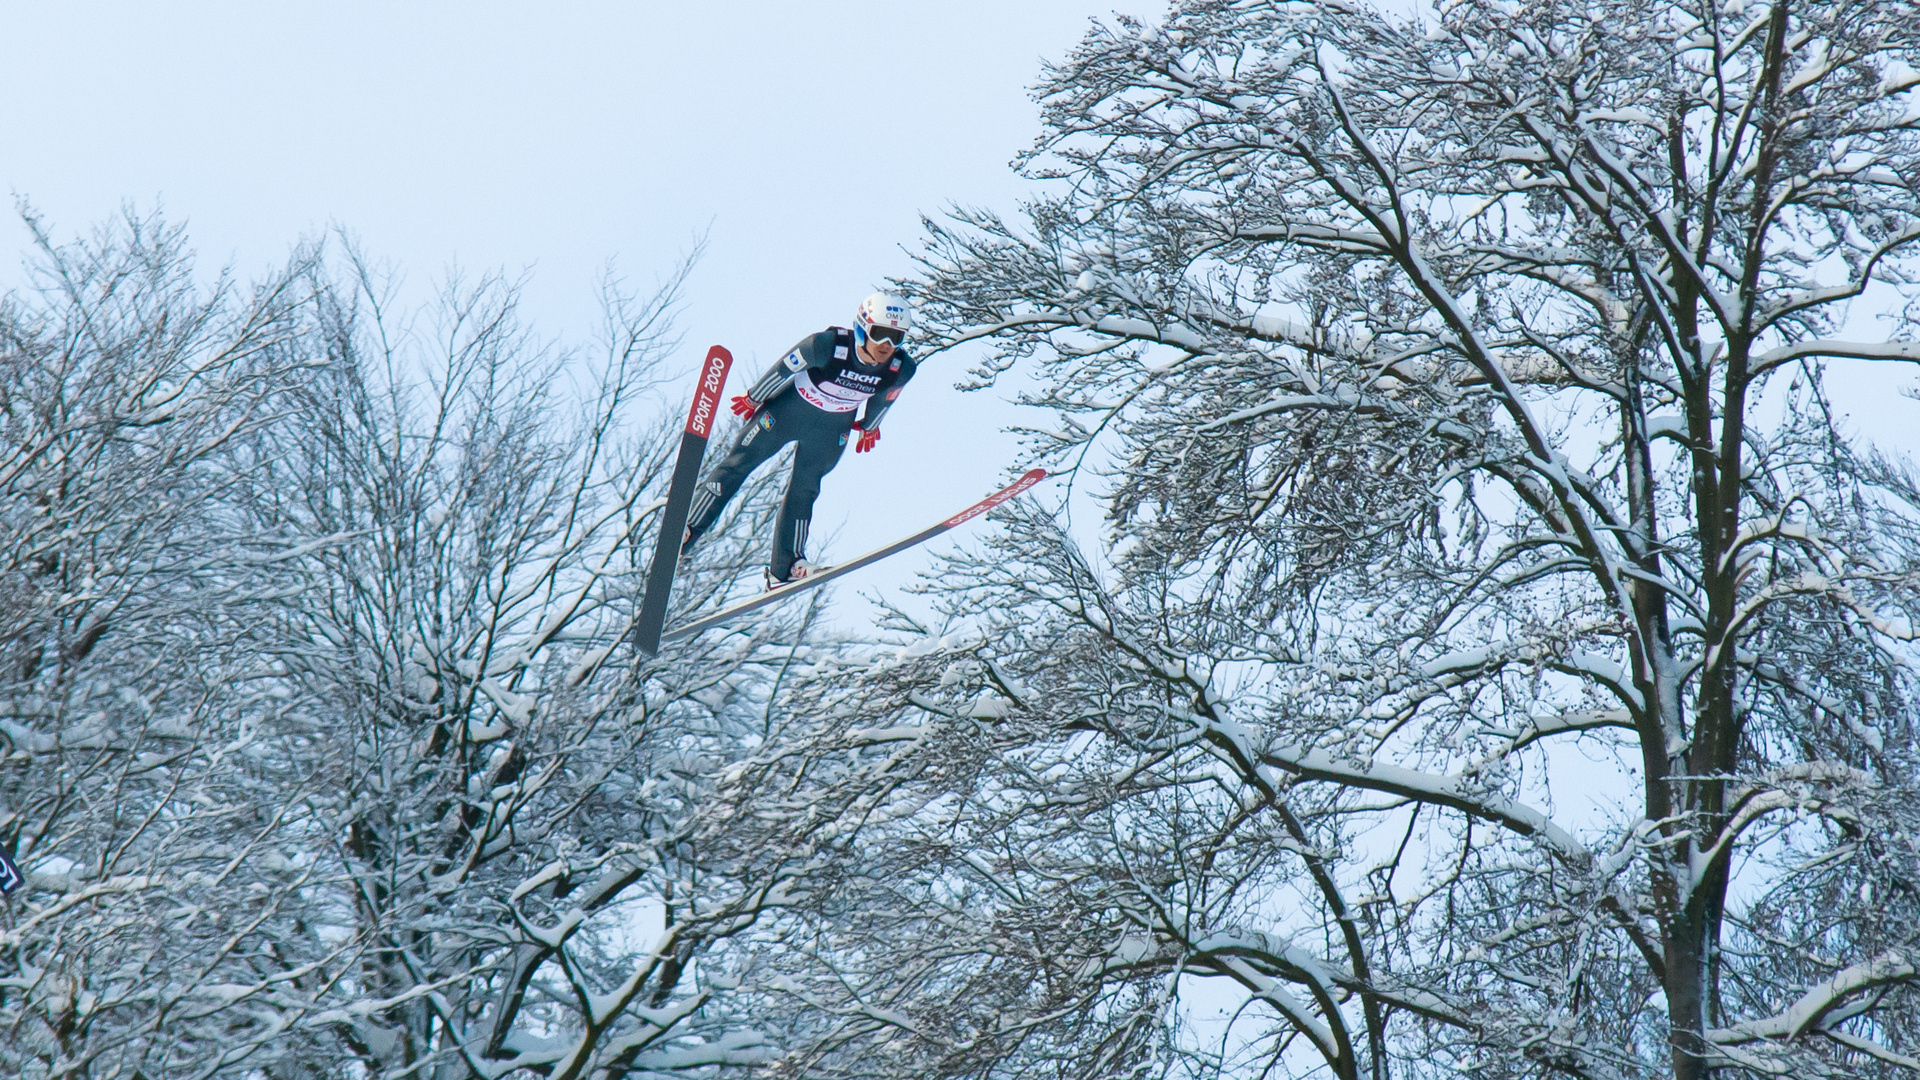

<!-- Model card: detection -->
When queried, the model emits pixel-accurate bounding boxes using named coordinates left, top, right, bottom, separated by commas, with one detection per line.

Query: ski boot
left=764, top=560, right=824, bottom=591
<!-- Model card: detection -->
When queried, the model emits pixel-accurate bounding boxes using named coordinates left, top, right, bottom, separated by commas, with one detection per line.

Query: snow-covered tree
left=0, top=210, right=330, bottom=1075
left=231, top=245, right=818, bottom=1079
left=758, top=1, right=1920, bottom=1078
left=0, top=212, right=852, bottom=1078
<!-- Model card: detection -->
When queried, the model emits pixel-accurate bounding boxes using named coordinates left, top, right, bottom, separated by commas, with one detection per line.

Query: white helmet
left=855, top=292, right=912, bottom=346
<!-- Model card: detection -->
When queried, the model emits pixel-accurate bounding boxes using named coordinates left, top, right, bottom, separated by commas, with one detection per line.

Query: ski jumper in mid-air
left=682, top=292, right=917, bottom=585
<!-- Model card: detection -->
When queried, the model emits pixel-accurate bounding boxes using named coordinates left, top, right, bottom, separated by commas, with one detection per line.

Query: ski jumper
left=684, top=327, right=916, bottom=580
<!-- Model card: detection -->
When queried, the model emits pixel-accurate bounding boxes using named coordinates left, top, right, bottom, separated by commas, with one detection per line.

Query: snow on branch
left=1707, top=949, right=1917, bottom=1044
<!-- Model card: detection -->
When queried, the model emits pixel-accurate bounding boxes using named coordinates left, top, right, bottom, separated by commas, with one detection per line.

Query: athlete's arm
left=855, top=353, right=915, bottom=432
left=731, top=335, right=825, bottom=415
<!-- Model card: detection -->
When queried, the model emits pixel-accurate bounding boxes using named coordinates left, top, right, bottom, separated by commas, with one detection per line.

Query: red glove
left=730, top=394, right=758, bottom=418
left=855, top=427, right=880, bottom=453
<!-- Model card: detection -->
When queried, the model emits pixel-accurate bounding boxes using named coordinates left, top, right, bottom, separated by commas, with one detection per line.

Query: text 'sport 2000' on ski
left=632, top=345, right=734, bottom=656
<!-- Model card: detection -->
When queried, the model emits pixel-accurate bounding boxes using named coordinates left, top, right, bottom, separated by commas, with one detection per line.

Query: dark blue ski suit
left=684, top=327, right=915, bottom=580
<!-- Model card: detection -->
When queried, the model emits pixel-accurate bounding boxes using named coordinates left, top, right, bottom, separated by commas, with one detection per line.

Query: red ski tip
left=940, top=468, right=1047, bottom=529
left=683, top=345, right=734, bottom=439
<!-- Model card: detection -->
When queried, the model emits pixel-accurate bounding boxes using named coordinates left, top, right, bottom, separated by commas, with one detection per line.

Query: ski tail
left=633, top=345, right=734, bottom=656
left=660, top=468, right=1048, bottom=644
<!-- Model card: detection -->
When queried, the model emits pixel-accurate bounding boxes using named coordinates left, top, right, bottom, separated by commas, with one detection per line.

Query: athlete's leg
left=684, top=402, right=798, bottom=549
left=769, top=414, right=853, bottom=580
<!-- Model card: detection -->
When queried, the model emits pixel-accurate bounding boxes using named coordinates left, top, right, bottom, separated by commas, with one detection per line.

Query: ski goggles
left=864, top=324, right=906, bottom=346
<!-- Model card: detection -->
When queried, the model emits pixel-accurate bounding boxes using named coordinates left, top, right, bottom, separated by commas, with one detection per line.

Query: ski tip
left=1004, top=466, right=1049, bottom=492
left=1005, top=468, right=1048, bottom=499
left=685, top=347, right=736, bottom=438
left=939, top=468, right=1051, bottom=529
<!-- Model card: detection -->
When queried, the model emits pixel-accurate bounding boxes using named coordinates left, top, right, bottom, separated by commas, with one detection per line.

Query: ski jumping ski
left=632, top=345, right=734, bottom=656
left=660, top=468, right=1049, bottom=645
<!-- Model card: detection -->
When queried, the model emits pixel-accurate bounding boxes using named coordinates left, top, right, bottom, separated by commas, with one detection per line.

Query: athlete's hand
left=730, top=394, right=758, bottom=418
left=855, top=427, right=880, bottom=453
